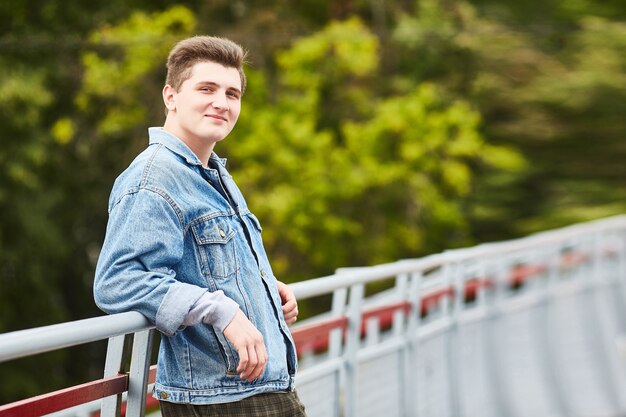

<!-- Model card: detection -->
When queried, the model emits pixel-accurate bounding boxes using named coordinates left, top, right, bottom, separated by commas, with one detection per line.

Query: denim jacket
left=94, top=128, right=297, bottom=404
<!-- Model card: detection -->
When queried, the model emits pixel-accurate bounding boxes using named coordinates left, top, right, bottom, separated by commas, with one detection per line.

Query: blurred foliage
left=392, top=0, right=626, bottom=238
left=0, top=0, right=625, bottom=403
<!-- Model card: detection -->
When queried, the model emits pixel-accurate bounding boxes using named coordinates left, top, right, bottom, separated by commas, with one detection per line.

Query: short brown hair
left=166, top=36, right=248, bottom=93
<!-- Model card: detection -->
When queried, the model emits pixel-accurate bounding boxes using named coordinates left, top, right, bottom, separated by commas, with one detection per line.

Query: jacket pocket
left=191, top=216, right=238, bottom=279
left=212, top=328, right=239, bottom=375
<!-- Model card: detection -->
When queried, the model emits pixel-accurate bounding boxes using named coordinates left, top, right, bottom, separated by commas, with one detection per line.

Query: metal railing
left=1, top=215, right=626, bottom=417
left=0, top=313, right=155, bottom=417
left=293, top=215, right=626, bottom=417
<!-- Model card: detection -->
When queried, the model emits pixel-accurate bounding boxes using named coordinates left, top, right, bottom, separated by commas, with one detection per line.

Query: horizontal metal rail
left=0, top=312, right=152, bottom=363
left=290, top=215, right=626, bottom=299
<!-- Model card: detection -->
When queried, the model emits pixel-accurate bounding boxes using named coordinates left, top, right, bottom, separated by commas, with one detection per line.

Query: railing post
left=392, top=273, right=409, bottom=339
left=125, top=329, right=155, bottom=417
left=540, top=245, right=572, bottom=417
left=484, top=255, right=515, bottom=417
left=404, top=270, right=422, bottom=417
left=343, top=283, right=364, bottom=417
left=329, top=287, right=347, bottom=417
left=446, top=260, right=461, bottom=417
left=618, top=229, right=626, bottom=318
left=329, top=288, right=348, bottom=359
left=101, top=334, right=132, bottom=417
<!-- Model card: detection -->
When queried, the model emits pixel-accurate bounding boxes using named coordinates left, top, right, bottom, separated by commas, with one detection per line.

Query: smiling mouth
left=206, top=114, right=227, bottom=122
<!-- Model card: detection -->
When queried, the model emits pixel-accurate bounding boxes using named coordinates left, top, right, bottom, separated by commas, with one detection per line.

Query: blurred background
left=0, top=0, right=625, bottom=404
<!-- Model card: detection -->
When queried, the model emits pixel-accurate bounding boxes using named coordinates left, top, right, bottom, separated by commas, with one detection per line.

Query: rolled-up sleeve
left=94, top=188, right=206, bottom=336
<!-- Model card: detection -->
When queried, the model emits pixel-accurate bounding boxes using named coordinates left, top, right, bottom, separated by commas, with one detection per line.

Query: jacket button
left=160, top=392, right=168, bottom=399
left=260, top=270, right=266, bottom=277
left=219, top=229, right=226, bottom=238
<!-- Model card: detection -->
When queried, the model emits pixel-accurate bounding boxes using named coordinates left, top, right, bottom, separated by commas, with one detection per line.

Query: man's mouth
left=206, top=114, right=227, bottom=122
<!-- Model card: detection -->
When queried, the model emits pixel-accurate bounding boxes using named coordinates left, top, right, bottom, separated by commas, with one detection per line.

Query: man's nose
left=212, top=92, right=229, bottom=110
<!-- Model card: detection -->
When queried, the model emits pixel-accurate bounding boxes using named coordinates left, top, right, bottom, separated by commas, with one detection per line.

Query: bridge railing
left=1, top=215, right=626, bottom=417
left=292, top=214, right=626, bottom=417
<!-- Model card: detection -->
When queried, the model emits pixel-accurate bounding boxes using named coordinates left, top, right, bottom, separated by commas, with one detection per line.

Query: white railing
left=1, top=215, right=626, bottom=417
left=293, top=215, right=626, bottom=417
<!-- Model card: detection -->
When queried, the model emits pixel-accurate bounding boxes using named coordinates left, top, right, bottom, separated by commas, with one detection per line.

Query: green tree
left=224, top=18, right=524, bottom=280
left=0, top=64, right=74, bottom=402
left=391, top=0, right=626, bottom=238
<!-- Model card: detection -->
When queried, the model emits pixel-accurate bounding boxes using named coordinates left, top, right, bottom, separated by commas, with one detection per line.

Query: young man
left=93, top=36, right=306, bottom=416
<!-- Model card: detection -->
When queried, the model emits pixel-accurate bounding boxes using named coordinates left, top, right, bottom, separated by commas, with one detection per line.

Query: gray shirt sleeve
left=182, top=290, right=240, bottom=332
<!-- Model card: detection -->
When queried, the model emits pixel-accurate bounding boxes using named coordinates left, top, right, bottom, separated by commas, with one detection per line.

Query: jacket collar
left=148, top=127, right=227, bottom=168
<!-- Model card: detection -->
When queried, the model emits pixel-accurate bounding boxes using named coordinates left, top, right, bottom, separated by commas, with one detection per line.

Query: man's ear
left=163, top=85, right=177, bottom=112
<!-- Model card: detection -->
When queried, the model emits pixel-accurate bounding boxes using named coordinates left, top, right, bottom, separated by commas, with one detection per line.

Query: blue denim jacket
left=94, top=128, right=297, bottom=404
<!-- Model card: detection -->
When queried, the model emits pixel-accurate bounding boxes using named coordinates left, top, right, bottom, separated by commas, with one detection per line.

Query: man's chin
left=209, top=135, right=228, bottom=143
left=203, top=130, right=229, bottom=143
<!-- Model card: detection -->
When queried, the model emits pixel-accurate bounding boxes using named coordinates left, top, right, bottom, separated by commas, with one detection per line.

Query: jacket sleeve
left=93, top=187, right=208, bottom=336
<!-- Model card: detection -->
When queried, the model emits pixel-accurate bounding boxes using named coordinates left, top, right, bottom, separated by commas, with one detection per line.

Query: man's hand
left=277, top=280, right=299, bottom=325
left=223, top=310, right=267, bottom=382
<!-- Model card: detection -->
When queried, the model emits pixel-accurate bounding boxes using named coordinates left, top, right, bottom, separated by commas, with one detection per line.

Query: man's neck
left=162, top=124, right=215, bottom=168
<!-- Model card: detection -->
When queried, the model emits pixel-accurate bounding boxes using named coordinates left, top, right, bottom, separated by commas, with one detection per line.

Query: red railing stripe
left=421, top=287, right=455, bottom=314
left=89, top=365, right=159, bottom=417
left=0, top=374, right=127, bottom=417
left=148, top=364, right=157, bottom=384
left=291, top=316, right=348, bottom=353
left=561, top=251, right=588, bottom=267
left=464, top=278, right=494, bottom=299
left=362, top=301, right=411, bottom=324
left=510, top=264, right=547, bottom=285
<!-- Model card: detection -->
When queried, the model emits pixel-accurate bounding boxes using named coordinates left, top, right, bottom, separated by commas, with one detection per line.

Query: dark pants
left=159, top=391, right=307, bottom=417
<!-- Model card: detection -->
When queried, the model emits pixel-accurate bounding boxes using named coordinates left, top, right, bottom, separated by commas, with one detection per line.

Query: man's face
left=165, top=61, right=242, bottom=146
